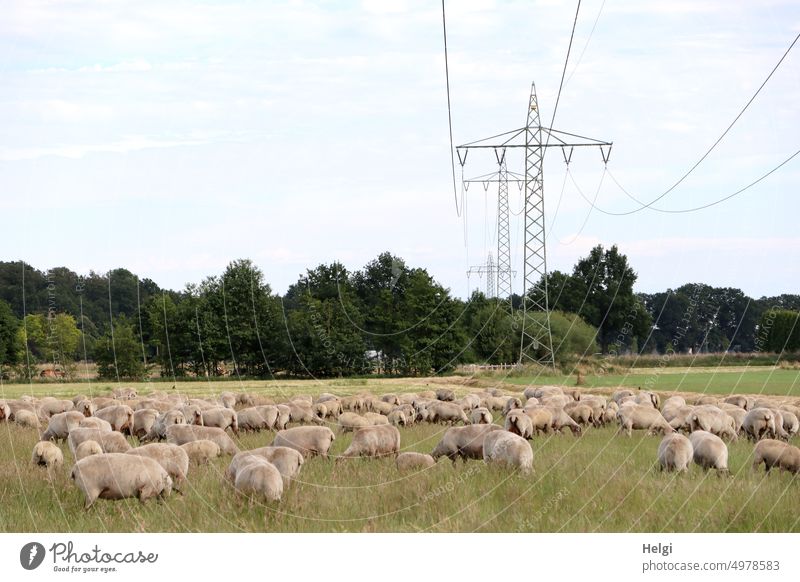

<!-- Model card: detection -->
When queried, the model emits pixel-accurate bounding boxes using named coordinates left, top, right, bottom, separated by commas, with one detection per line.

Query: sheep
left=180, top=440, right=221, bottom=465
left=752, top=439, right=800, bottom=474
left=70, top=453, right=173, bottom=508
left=548, top=406, right=583, bottom=435
left=31, top=441, right=64, bottom=469
left=769, top=409, right=791, bottom=441
left=68, top=428, right=131, bottom=456
left=237, top=407, right=275, bottom=432
left=460, top=394, right=481, bottom=411
left=396, top=452, right=436, bottom=471
left=564, top=403, right=595, bottom=427
left=634, top=391, right=661, bottom=409
left=689, top=405, right=737, bottom=441
left=664, top=405, right=696, bottom=431
left=166, top=424, right=240, bottom=455
left=662, top=396, right=686, bottom=409
left=37, top=398, right=74, bottom=419
left=657, top=433, right=693, bottom=473
left=235, top=392, right=255, bottom=408
left=364, top=412, right=389, bottom=426
left=142, top=410, right=186, bottom=442
left=75, top=440, right=103, bottom=461
left=275, top=405, right=291, bottom=430
left=780, top=410, right=799, bottom=437
left=234, top=459, right=283, bottom=502
left=219, top=392, right=236, bottom=409
left=689, top=430, right=729, bottom=474
left=90, top=397, right=117, bottom=410
left=127, top=443, right=190, bottom=491
left=502, top=397, right=522, bottom=417
left=135, top=399, right=174, bottom=413
left=338, top=412, right=371, bottom=433
left=718, top=404, right=747, bottom=434
left=427, top=401, right=469, bottom=425
left=272, top=426, right=336, bottom=459
left=226, top=446, right=304, bottom=484
left=522, top=406, right=554, bottom=435
left=40, top=411, right=84, bottom=442
left=435, top=388, right=456, bottom=402
left=317, top=399, right=342, bottom=419
left=112, top=387, right=138, bottom=400
left=340, top=425, right=401, bottom=460
left=540, top=395, right=571, bottom=409
left=695, top=396, right=719, bottom=406
left=132, top=409, right=160, bottom=440
left=743, top=408, right=778, bottom=442
left=387, top=410, right=408, bottom=427
left=471, top=407, right=493, bottom=425
left=431, top=424, right=503, bottom=462
left=611, top=389, right=635, bottom=404
left=75, top=399, right=95, bottom=417
left=341, top=396, right=366, bottom=413
left=287, top=401, right=315, bottom=424
left=505, top=410, right=533, bottom=439
left=14, top=409, right=41, bottom=429
left=483, top=396, right=508, bottom=411
left=94, top=404, right=135, bottom=434
left=201, top=407, right=238, bottom=434
left=369, top=401, right=394, bottom=416
left=532, top=386, right=564, bottom=400
left=79, top=417, right=113, bottom=432
left=482, top=431, right=533, bottom=474
left=616, top=405, right=673, bottom=437
left=180, top=405, right=205, bottom=426
left=290, top=394, right=314, bottom=405
left=724, top=395, right=748, bottom=409
left=0, top=400, right=10, bottom=422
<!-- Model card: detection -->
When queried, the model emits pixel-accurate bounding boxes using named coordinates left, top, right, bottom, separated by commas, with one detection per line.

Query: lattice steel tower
left=457, top=82, right=611, bottom=367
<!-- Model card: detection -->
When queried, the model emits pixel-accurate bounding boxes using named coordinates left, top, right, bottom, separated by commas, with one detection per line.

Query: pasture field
left=1, top=368, right=798, bottom=533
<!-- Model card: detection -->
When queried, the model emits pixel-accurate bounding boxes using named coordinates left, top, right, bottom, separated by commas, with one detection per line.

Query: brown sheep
left=431, top=424, right=503, bottom=462
left=752, top=439, right=800, bottom=474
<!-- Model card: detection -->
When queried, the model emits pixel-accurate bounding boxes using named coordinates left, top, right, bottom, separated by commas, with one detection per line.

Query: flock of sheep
left=2, top=383, right=799, bottom=510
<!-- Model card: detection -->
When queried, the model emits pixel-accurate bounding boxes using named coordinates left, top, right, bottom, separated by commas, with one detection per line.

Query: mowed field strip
left=1, top=367, right=799, bottom=532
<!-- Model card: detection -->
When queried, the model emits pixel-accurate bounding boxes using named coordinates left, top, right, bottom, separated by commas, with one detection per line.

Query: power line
left=564, top=0, right=606, bottom=87
left=545, top=0, right=582, bottom=146
left=441, top=0, right=461, bottom=217
left=604, top=30, right=800, bottom=215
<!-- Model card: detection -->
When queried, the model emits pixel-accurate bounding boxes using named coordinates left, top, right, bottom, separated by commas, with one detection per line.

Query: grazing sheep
left=14, top=409, right=41, bottom=429
left=743, top=408, right=778, bottom=442
left=460, top=394, right=481, bottom=411
left=287, top=401, right=315, bottom=424
left=657, top=433, right=693, bottom=473
left=502, top=397, right=523, bottom=417
left=226, top=446, right=304, bottom=484
left=369, top=401, right=394, bottom=416
left=132, top=409, right=160, bottom=440
left=180, top=440, right=221, bottom=465
left=780, top=410, right=799, bottom=437
left=272, top=426, right=336, bottom=459
left=689, top=405, right=737, bottom=441
left=338, top=412, right=371, bottom=433
left=340, top=425, right=401, bottom=459
left=135, top=399, right=174, bottom=413
left=482, top=431, right=533, bottom=474
left=396, top=452, right=436, bottom=471
left=616, top=405, right=673, bottom=437
left=364, top=412, right=389, bottom=426
left=219, top=392, right=236, bottom=409
left=752, top=439, right=800, bottom=474
left=662, top=396, right=686, bottom=409
left=79, top=417, right=113, bottom=432
left=166, top=424, right=240, bottom=455
left=0, top=400, right=10, bottom=422
left=75, top=399, right=95, bottom=417
left=180, top=405, right=205, bottom=426
left=237, top=407, right=275, bottom=432
left=41, top=411, right=85, bottom=442
left=142, top=410, right=186, bottom=442
left=275, top=405, right=291, bottom=430
left=341, top=396, right=366, bottom=413
left=201, top=407, right=238, bottom=434
left=234, top=459, right=283, bottom=502
left=724, top=395, right=748, bottom=409
left=387, top=410, right=408, bottom=427
left=431, top=424, right=503, bottom=462
left=112, top=387, right=137, bottom=400
left=471, top=407, right=493, bottom=425
left=532, top=386, right=564, bottom=400
left=68, top=428, right=131, bottom=456
left=75, top=440, right=103, bottom=461
left=94, top=404, right=135, bottom=434
left=548, top=407, right=583, bottom=436
left=91, top=397, right=117, bottom=411
left=70, top=453, right=172, bottom=508
left=428, top=401, right=469, bottom=425
left=505, top=410, right=533, bottom=439
left=689, top=431, right=729, bottom=474
left=435, top=388, right=456, bottom=402
left=127, top=443, right=190, bottom=491
left=31, top=441, right=64, bottom=469
left=565, top=403, right=595, bottom=427
left=611, top=389, right=635, bottom=404
left=540, top=395, right=571, bottom=409
left=769, top=409, right=791, bottom=441
left=695, top=396, right=719, bottom=406
left=664, top=405, right=696, bottom=431
left=235, top=393, right=255, bottom=408
left=37, top=398, right=74, bottom=419
left=523, top=406, right=554, bottom=435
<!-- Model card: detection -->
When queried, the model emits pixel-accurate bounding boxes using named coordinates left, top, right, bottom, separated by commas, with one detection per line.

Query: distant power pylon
left=457, top=82, right=612, bottom=368
left=467, top=252, right=497, bottom=298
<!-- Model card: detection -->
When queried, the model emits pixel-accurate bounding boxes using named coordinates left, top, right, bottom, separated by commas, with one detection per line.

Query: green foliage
left=94, top=315, right=147, bottom=380
left=0, top=299, right=20, bottom=368
left=759, top=309, right=800, bottom=353
left=514, top=310, right=599, bottom=366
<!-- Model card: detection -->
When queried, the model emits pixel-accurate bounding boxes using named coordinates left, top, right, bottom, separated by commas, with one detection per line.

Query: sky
left=1, top=0, right=799, bottom=300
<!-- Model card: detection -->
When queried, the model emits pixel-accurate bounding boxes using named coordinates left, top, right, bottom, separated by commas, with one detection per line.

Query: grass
left=1, top=369, right=799, bottom=532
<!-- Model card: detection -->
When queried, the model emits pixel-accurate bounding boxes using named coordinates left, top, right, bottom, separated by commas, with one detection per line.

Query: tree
left=759, top=310, right=800, bottom=353
left=462, top=292, right=516, bottom=364
left=0, top=299, right=20, bottom=369
left=547, top=245, right=650, bottom=354
left=95, top=316, right=147, bottom=380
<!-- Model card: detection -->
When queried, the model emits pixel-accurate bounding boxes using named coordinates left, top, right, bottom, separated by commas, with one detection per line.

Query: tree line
left=0, top=247, right=797, bottom=380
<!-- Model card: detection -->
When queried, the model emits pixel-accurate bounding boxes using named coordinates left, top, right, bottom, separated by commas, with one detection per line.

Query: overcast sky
left=2, top=0, right=799, bottom=300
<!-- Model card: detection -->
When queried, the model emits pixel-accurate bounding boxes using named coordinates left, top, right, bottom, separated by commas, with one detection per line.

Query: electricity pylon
left=457, top=82, right=612, bottom=368
left=467, top=252, right=496, bottom=298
